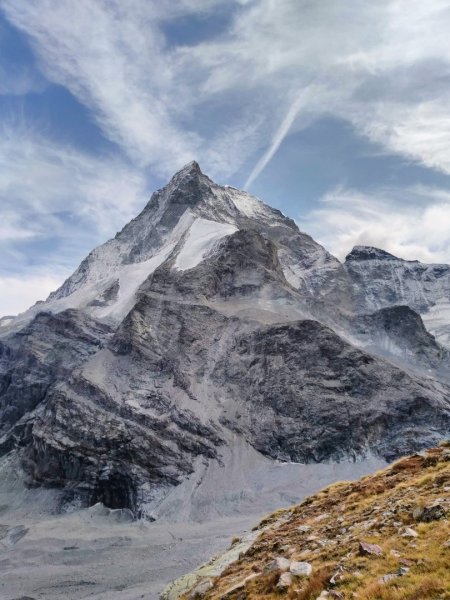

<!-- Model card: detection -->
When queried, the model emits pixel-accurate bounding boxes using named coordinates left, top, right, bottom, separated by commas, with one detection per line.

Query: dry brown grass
left=286, top=567, right=333, bottom=600
left=181, top=446, right=450, bottom=600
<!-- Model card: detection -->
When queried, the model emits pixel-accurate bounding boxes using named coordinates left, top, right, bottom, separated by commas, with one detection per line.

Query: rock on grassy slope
left=175, top=443, right=450, bottom=600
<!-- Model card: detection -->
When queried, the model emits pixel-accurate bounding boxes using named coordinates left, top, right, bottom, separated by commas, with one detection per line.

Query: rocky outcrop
left=211, top=319, right=450, bottom=462
left=351, top=305, right=449, bottom=374
left=345, top=245, right=450, bottom=313
left=0, top=309, right=112, bottom=438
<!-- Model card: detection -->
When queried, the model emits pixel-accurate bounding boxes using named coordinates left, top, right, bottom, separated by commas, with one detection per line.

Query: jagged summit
left=0, top=162, right=449, bottom=600
left=344, top=244, right=450, bottom=324
left=345, top=245, right=405, bottom=262
left=7, top=165, right=341, bottom=326
left=175, top=159, right=202, bottom=175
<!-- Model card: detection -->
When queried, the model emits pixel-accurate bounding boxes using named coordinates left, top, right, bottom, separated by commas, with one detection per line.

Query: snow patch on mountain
left=96, top=210, right=196, bottom=318
left=174, top=218, right=237, bottom=271
left=0, top=317, right=14, bottom=328
left=229, top=188, right=269, bottom=220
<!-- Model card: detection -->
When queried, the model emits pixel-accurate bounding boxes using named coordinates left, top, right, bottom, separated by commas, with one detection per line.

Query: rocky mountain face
left=344, top=245, right=450, bottom=349
left=0, top=162, right=449, bottom=519
left=344, top=245, right=450, bottom=313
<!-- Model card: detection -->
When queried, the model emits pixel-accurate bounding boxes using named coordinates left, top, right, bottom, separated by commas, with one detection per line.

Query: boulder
left=401, top=527, right=418, bottom=538
left=378, top=573, right=398, bottom=584
left=298, top=525, right=312, bottom=533
left=188, top=579, right=213, bottom=599
left=220, top=573, right=259, bottom=598
left=266, top=556, right=291, bottom=572
left=290, top=561, right=313, bottom=577
left=420, top=503, right=446, bottom=522
left=358, top=541, right=383, bottom=556
left=277, top=571, right=293, bottom=590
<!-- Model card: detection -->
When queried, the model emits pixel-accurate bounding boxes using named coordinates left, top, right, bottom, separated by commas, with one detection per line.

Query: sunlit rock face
left=0, top=162, right=449, bottom=517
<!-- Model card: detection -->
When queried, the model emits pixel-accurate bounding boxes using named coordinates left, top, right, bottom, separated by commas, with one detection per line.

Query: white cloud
left=3, top=0, right=450, bottom=183
left=0, top=65, right=46, bottom=96
left=0, top=0, right=449, bottom=317
left=0, top=270, right=70, bottom=317
left=301, top=185, right=450, bottom=264
left=0, top=124, right=149, bottom=316
left=244, top=85, right=321, bottom=188
left=0, top=0, right=250, bottom=179
left=176, top=0, right=450, bottom=182
left=0, top=123, right=148, bottom=239
left=0, top=0, right=199, bottom=176
left=352, top=100, right=450, bottom=175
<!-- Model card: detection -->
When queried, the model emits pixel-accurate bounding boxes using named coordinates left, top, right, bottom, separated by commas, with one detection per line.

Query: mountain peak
left=170, top=160, right=203, bottom=182
left=345, top=245, right=401, bottom=262
left=181, top=159, right=201, bottom=173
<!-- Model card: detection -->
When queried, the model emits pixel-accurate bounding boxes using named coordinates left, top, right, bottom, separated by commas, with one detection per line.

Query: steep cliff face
left=0, top=310, right=113, bottom=439
left=211, top=319, right=449, bottom=462
left=26, top=161, right=344, bottom=326
left=344, top=246, right=450, bottom=349
left=344, top=246, right=450, bottom=314
left=0, top=163, right=449, bottom=518
left=350, top=305, right=449, bottom=375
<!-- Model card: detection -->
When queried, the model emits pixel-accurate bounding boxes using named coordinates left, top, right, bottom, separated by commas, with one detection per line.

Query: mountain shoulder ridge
left=345, top=246, right=421, bottom=263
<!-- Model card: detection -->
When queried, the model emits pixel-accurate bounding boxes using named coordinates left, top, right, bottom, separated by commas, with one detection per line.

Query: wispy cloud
left=0, top=0, right=450, bottom=316
left=176, top=1, right=450, bottom=183
left=3, top=0, right=450, bottom=183
left=245, top=86, right=318, bottom=188
left=0, top=122, right=148, bottom=277
left=302, top=185, right=450, bottom=263
left=0, top=0, right=248, bottom=179
left=0, top=270, right=70, bottom=316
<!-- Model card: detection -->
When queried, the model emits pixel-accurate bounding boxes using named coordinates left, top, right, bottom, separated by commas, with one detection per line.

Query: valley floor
left=0, top=444, right=385, bottom=600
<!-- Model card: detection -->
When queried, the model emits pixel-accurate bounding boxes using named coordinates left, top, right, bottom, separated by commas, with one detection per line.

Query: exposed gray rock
left=0, top=309, right=113, bottom=442
left=359, top=541, right=383, bottom=556
left=0, top=162, right=449, bottom=523
left=290, top=561, right=312, bottom=577
left=345, top=245, right=450, bottom=313
left=418, top=502, right=447, bottom=522
left=401, top=527, right=418, bottom=538
left=277, top=571, right=293, bottom=589
left=211, top=318, right=450, bottom=462
left=298, top=525, right=312, bottom=533
left=0, top=524, right=28, bottom=546
left=378, top=573, right=398, bottom=584
left=351, top=305, right=449, bottom=375
left=344, top=245, right=450, bottom=348
left=266, top=556, right=291, bottom=572
left=188, top=578, right=213, bottom=599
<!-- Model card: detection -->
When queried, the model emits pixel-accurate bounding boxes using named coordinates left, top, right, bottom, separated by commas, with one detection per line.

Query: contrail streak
left=245, top=86, right=316, bottom=189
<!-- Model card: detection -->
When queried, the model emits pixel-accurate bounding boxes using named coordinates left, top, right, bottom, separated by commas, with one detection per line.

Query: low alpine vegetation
left=183, top=444, right=450, bottom=599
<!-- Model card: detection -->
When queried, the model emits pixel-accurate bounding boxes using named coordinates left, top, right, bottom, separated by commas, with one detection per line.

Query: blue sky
left=1, top=0, right=450, bottom=316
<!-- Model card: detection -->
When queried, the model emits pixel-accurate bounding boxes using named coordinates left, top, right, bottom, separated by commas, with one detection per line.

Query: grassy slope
left=182, top=444, right=450, bottom=600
